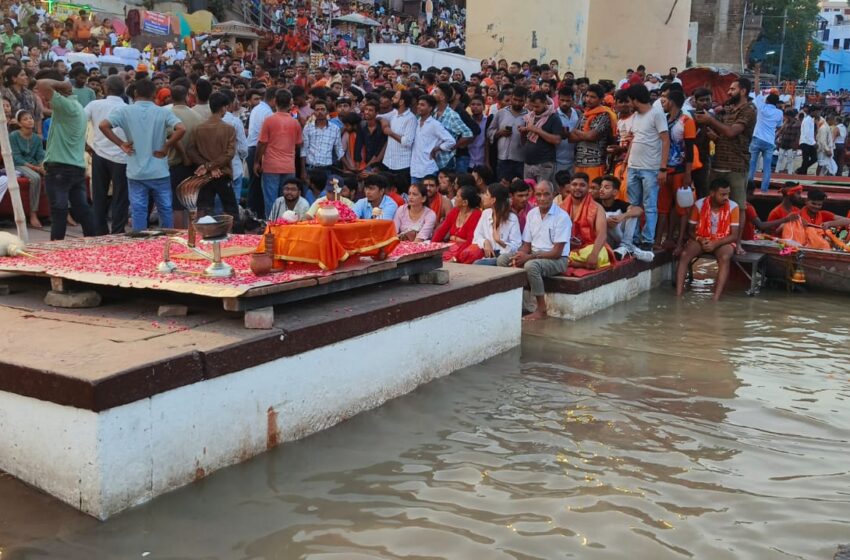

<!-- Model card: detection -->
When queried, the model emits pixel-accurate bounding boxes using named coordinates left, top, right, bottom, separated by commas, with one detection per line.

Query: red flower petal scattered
left=0, top=235, right=448, bottom=293
left=319, top=200, right=358, bottom=223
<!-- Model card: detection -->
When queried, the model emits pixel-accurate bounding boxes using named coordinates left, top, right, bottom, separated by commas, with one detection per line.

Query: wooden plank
left=222, top=277, right=320, bottom=310
left=49, top=277, right=66, bottom=292
left=392, top=247, right=447, bottom=264
left=225, top=255, right=443, bottom=312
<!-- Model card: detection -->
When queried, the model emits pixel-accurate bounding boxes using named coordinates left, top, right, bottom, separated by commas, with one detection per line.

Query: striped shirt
left=382, top=108, right=417, bottom=171
left=433, top=105, right=472, bottom=169
left=302, top=120, right=343, bottom=167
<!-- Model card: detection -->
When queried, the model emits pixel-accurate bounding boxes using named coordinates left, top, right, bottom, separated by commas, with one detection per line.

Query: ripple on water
left=2, top=289, right=850, bottom=560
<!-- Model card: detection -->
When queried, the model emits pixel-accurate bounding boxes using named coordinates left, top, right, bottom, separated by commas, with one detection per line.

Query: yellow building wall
left=466, top=0, right=590, bottom=72
left=585, top=0, right=692, bottom=81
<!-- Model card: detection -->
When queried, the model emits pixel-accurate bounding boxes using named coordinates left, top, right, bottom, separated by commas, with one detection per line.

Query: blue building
left=816, top=49, right=850, bottom=92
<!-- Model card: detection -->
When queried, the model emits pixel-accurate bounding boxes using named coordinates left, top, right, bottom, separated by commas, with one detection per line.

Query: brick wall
left=691, top=0, right=760, bottom=67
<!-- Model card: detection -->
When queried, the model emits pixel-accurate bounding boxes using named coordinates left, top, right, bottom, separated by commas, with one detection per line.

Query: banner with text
left=142, top=11, right=171, bottom=36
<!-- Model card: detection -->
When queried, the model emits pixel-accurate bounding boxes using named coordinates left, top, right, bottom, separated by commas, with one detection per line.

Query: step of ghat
left=531, top=253, right=674, bottom=321
left=0, top=264, right=525, bottom=520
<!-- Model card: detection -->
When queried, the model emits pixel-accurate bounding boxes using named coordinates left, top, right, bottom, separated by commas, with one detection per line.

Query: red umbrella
left=679, top=67, right=739, bottom=105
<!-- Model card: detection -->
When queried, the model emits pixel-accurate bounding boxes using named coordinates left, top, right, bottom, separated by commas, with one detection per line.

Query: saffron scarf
left=561, top=194, right=597, bottom=247
left=696, top=199, right=732, bottom=240
left=581, top=105, right=618, bottom=135
left=429, top=194, right=443, bottom=220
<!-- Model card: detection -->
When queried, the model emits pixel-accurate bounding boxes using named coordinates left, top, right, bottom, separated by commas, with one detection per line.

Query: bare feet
left=522, top=310, right=548, bottom=322
left=29, top=214, right=42, bottom=228
left=67, top=215, right=78, bottom=227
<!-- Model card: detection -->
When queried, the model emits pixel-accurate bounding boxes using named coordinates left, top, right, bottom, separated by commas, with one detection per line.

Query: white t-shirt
left=627, top=104, right=669, bottom=170
left=836, top=123, right=847, bottom=145
left=473, top=209, right=522, bottom=253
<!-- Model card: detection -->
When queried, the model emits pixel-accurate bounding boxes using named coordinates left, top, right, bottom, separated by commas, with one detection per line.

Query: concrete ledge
left=0, top=264, right=524, bottom=519
left=0, top=264, right=525, bottom=412
left=523, top=254, right=674, bottom=320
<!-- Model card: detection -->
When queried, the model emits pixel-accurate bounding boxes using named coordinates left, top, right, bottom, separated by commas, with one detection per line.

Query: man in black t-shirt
left=520, top=91, right=562, bottom=183
left=597, top=175, right=653, bottom=262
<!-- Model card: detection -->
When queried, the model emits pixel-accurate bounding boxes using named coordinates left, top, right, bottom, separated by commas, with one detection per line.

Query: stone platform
left=0, top=263, right=525, bottom=519
left=524, top=252, right=674, bottom=320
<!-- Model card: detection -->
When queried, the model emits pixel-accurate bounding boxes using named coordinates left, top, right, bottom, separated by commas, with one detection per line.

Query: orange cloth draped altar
left=258, top=221, right=401, bottom=271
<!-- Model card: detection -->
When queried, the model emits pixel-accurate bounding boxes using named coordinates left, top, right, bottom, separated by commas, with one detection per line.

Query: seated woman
left=10, top=110, right=46, bottom=228
left=473, top=183, right=522, bottom=265
left=393, top=182, right=437, bottom=242
left=431, top=184, right=482, bottom=261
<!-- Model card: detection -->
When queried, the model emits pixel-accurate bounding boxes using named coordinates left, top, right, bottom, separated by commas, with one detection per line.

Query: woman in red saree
left=432, top=185, right=482, bottom=262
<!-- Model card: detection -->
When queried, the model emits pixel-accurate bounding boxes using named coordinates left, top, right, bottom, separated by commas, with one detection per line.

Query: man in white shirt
left=668, top=67, right=683, bottom=85
left=222, top=89, right=248, bottom=207
left=617, top=69, right=633, bottom=91
left=84, top=75, right=128, bottom=234
left=409, top=94, right=455, bottom=183
left=796, top=106, right=818, bottom=175
left=834, top=117, right=847, bottom=176
left=381, top=89, right=418, bottom=188
left=749, top=91, right=784, bottom=192
left=497, top=180, right=572, bottom=322
left=246, top=87, right=276, bottom=215
left=625, top=84, right=669, bottom=248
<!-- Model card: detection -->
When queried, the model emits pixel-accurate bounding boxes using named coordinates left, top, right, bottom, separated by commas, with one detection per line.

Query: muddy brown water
left=2, top=284, right=849, bottom=559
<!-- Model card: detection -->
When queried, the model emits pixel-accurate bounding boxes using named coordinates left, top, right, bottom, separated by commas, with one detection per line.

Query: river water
left=3, top=285, right=850, bottom=559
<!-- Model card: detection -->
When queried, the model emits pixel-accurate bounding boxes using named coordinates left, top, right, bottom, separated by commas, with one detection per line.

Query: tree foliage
left=751, top=0, right=822, bottom=81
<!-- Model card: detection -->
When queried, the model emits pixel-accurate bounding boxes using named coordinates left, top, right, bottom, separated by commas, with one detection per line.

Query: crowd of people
left=4, top=3, right=850, bottom=318
left=259, top=0, right=465, bottom=67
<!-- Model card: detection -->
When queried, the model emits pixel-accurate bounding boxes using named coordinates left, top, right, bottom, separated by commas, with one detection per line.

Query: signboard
left=143, top=11, right=171, bottom=36
left=48, top=1, right=91, bottom=20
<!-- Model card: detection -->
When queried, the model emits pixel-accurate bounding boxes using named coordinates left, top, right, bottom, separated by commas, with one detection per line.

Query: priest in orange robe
left=560, top=172, right=611, bottom=269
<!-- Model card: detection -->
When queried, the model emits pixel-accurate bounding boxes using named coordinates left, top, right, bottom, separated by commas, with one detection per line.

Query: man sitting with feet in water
left=675, top=177, right=739, bottom=301
left=497, top=180, right=572, bottom=321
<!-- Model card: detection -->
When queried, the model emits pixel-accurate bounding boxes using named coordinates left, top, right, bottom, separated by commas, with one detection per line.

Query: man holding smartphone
left=487, top=86, right=529, bottom=183
left=555, top=86, right=581, bottom=175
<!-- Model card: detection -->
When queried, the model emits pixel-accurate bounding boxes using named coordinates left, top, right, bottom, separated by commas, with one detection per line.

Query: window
left=844, top=38, right=850, bottom=49
left=834, top=38, right=841, bottom=49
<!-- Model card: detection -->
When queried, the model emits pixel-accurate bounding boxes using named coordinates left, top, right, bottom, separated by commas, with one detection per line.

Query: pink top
left=393, top=204, right=437, bottom=241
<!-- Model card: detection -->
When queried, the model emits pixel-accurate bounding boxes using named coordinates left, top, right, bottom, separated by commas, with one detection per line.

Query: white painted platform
left=523, top=262, right=674, bottom=321
left=0, top=287, right=522, bottom=519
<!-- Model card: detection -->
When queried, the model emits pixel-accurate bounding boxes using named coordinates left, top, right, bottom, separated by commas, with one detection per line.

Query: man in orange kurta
left=560, top=172, right=610, bottom=269
left=675, top=177, right=740, bottom=301
left=767, top=182, right=803, bottom=222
